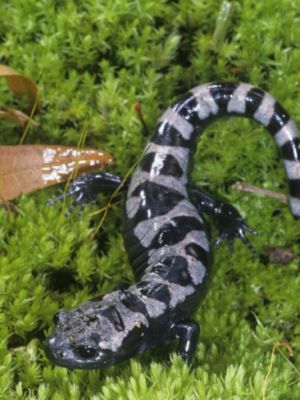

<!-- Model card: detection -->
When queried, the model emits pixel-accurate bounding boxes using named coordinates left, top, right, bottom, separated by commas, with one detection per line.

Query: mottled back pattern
left=45, top=83, right=300, bottom=369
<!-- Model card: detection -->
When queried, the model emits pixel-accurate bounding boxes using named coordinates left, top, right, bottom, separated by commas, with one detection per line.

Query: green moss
left=0, top=0, right=299, bottom=398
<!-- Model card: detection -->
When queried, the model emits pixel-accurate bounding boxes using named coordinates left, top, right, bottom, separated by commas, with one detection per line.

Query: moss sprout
left=0, top=0, right=299, bottom=398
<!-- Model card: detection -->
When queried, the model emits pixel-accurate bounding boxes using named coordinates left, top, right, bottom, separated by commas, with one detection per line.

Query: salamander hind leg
left=170, top=319, right=200, bottom=364
left=191, top=187, right=258, bottom=256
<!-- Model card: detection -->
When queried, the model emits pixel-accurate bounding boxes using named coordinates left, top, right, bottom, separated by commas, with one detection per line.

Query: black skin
left=191, top=188, right=258, bottom=256
left=54, top=171, right=256, bottom=252
left=170, top=319, right=200, bottom=363
left=47, top=171, right=256, bottom=365
left=44, top=81, right=300, bottom=369
left=48, top=172, right=125, bottom=211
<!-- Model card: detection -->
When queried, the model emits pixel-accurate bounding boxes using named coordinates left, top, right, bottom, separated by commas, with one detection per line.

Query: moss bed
left=0, top=1, right=299, bottom=399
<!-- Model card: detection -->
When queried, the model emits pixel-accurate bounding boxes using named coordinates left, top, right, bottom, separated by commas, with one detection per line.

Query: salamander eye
left=74, top=345, right=97, bottom=359
left=53, top=312, right=60, bottom=324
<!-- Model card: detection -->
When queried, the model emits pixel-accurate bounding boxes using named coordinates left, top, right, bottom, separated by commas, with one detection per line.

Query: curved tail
left=152, top=82, right=300, bottom=217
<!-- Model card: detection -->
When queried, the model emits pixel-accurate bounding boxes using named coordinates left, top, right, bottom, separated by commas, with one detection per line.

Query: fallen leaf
left=0, top=64, right=40, bottom=111
left=0, top=107, right=39, bottom=128
left=264, top=246, right=296, bottom=265
left=0, top=145, right=113, bottom=201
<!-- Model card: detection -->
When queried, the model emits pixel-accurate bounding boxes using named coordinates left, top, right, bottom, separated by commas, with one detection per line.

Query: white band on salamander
left=289, top=197, right=300, bottom=217
left=275, top=119, right=300, bottom=146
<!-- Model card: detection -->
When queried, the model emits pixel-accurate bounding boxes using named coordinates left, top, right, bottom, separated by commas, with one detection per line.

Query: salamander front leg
left=170, top=319, right=200, bottom=364
left=49, top=172, right=126, bottom=210
left=191, top=187, right=258, bottom=256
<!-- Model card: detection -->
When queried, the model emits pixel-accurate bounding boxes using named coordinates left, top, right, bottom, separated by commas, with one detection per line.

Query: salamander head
left=44, top=293, right=147, bottom=369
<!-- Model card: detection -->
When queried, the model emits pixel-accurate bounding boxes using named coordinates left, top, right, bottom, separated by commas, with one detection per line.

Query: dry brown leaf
left=0, top=145, right=113, bottom=201
left=0, top=107, right=39, bottom=128
left=0, top=64, right=40, bottom=111
left=264, top=246, right=296, bottom=265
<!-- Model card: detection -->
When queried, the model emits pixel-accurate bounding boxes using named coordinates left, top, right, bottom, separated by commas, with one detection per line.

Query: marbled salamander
left=45, top=82, right=300, bottom=369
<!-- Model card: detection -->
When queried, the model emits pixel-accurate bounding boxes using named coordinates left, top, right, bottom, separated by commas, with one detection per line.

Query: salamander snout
left=44, top=332, right=113, bottom=369
left=44, top=306, right=119, bottom=369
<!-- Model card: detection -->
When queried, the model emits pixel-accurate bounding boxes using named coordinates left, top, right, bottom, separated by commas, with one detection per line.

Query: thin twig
left=262, top=342, right=294, bottom=400
left=232, top=181, right=288, bottom=204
